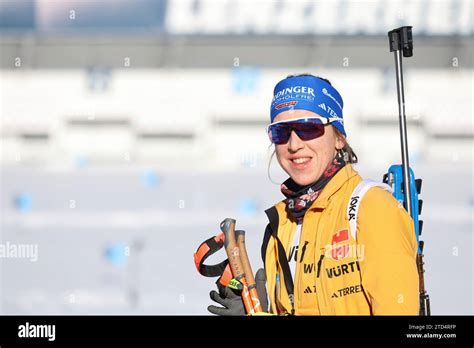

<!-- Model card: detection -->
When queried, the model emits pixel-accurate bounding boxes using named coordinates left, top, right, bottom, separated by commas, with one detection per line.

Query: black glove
left=207, top=268, right=268, bottom=316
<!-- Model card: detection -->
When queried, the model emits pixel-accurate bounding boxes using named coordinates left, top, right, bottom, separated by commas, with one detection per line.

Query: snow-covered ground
left=0, top=162, right=472, bottom=315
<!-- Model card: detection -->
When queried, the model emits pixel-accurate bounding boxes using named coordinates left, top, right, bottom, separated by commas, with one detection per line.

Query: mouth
left=289, top=156, right=312, bottom=169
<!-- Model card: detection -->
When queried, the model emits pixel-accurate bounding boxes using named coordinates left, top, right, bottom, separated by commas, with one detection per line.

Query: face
left=274, top=109, right=345, bottom=186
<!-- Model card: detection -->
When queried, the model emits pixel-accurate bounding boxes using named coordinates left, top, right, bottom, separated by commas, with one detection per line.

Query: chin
left=294, top=179, right=314, bottom=186
left=289, top=172, right=317, bottom=186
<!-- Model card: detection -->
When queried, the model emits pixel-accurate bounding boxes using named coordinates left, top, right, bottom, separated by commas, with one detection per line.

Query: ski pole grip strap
left=194, top=232, right=229, bottom=278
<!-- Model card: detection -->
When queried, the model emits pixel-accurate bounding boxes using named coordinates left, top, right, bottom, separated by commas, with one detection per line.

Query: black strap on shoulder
left=261, top=224, right=272, bottom=267
left=262, top=206, right=279, bottom=265
left=264, top=206, right=295, bottom=313
left=265, top=206, right=279, bottom=235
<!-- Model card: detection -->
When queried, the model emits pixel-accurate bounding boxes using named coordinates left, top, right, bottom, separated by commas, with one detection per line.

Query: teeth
left=292, top=157, right=310, bottom=164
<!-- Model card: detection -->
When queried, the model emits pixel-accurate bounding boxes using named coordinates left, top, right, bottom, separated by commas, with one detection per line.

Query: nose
left=288, top=130, right=304, bottom=153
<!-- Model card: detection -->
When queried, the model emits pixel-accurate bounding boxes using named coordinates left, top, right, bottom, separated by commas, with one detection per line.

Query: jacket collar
left=266, top=164, right=359, bottom=226
left=309, top=163, right=359, bottom=209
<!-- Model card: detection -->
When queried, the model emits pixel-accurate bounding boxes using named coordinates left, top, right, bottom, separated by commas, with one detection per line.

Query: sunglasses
left=266, top=117, right=332, bottom=145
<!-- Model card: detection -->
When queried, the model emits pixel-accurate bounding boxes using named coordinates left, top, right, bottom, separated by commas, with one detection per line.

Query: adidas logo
left=318, top=103, right=327, bottom=111
left=331, top=292, right=338, bottom=298
left=304, top=286, right=314, bottom=294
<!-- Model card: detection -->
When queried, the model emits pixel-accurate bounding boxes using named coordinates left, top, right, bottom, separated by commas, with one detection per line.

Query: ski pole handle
left=220, top=218, right=255, bottom=314
left=236, top=230, right=263, bottom=313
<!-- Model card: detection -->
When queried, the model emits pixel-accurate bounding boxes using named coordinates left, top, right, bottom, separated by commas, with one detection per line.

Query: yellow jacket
left=262, top=164, right=419, bottom=315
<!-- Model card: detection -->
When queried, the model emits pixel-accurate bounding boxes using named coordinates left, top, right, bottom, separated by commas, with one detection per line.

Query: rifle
left=384, top=26, right=430, bottom=316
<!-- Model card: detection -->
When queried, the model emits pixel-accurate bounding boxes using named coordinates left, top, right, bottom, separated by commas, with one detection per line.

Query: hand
left=207, top=268, right=268, bottom=316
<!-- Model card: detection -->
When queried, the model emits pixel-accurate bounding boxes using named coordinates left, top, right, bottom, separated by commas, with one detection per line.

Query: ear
left=335, top=134, right=345, bottom=151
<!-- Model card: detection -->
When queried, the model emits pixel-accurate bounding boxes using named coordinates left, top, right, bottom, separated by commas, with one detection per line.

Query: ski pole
left=220, top=218, right=260, bottom=314
left=235, top=230, right=263, bottom=313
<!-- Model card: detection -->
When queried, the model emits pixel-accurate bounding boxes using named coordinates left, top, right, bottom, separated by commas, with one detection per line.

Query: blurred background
left=0, top=0, right=472, bottom=315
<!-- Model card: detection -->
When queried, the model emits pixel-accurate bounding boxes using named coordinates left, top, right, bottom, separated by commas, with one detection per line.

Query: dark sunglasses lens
left=293, top=122, right=325, bottom=141
left=269, top=124, right=290, bottom=144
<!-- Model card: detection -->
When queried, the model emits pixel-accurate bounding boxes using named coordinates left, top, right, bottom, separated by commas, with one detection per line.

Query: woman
left=208, top=74, right=419, bottom=315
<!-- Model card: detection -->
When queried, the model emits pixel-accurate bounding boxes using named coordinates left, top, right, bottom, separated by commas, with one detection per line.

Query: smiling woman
left=208, top=73, right=420, bottom=316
